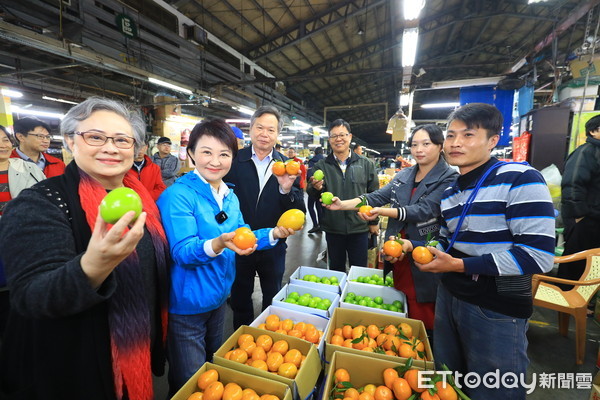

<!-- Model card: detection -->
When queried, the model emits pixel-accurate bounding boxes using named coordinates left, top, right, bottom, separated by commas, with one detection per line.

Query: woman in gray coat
left=327, top=125, right=457, bottom=330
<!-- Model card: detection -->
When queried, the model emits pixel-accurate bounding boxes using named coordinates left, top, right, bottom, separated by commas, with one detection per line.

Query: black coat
left=225, top=146, right=305, bottom=230
left=0, top=163, right=165, bottom=400
left=561, top=136, right=600, bottom=221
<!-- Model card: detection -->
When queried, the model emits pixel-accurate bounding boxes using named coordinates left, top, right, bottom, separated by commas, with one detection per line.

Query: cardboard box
left=272, top=283, right=340, bottom=318
left=591, top=371, right=600, bottom=400
left=171, top=362, right=292, bottom=400
left=323, top=308, right=433, bottom=369
left=321, top=352, right=423, bottom=400
left=214, top=326, right=322, bottom=400
left=288, top=266, right=347, bottom=294
left=570, top=55, right=600, bottom=79
left=340, top=281, right=408, bottom=318
left=250, top=305, right=330, bottom=357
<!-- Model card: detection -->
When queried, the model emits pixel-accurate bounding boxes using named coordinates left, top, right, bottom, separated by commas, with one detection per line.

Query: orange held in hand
left=383, top=240, right=403, bottom=258
left=285, top=160, right=300, bottom=175
left=272, top=161, right=286, bottom=176
left=232, top=227, right=257, bottom=250
left=412, top=246, right=434, bottom=264
left=358, top=205, right=373, bottom=215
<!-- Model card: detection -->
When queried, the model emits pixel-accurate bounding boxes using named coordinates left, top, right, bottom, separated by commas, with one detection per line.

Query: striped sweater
left=438, top=159, right=555, bottom=318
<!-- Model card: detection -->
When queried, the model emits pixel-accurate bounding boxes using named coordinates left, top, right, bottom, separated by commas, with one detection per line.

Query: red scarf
left=78, top=170, right=169, bottom=400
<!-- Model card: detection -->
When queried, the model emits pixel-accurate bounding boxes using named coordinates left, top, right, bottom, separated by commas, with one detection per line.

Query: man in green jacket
left=307, top=119, right=379, bottom=272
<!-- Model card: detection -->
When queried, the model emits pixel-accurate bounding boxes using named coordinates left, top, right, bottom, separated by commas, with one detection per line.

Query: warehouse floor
left=153, top=218, right=600, bottom=400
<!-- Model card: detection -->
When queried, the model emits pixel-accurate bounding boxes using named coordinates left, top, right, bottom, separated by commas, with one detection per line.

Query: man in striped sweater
left=397, top=103, right=555, bottom=399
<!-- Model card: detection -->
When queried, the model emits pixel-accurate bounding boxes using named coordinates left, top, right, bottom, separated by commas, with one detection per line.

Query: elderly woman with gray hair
left=0, top=97, right=170, bottom=400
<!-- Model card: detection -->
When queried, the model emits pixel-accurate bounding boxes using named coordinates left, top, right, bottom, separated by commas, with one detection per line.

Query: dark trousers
left=307, top=196, right=323, bottom=227
left=326, top=231, right=368, bottom=272
left=557, top=217, right=600, bottom=290
left=230, top=242, right=287, bottom=328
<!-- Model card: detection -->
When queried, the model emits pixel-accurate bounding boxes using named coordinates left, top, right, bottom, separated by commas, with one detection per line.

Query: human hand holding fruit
left=414, top=247, right=465, bottom=273
left=272, top=160, right=299, bottom=193
left=216, top=227, right=258, bottom=256
left=382, top=236, right=411, bottom=263
left=272, top=226, right=296, bottom=240
left=82, top=207, right=147, bottom=289
left=310, top=174, right=324, bottom=191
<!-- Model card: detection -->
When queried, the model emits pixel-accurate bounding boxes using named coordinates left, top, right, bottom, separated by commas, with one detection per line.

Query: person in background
left=11, top=116, right=65, bottom=177
left=157, top=118, right=294, bottom=394
left=231, top=126, right=245, bottom=149
left=325, top=124, right=458, bottom=330
left=307, top=119, right=379, bottom=272
left=152, top=136, right=180, bottom=186
left=224, top=105, right=305, bottom=328
left=287, top=148, right=307, bottom=189
left=353, top=143, right=363, bottom=156
left=397, top=103, right=555, bottom=399
left=128, top=139, right=166, bottom=201
left=0, top=97, right=170, bottom=400
left=0, top=125, right=46, bottom=338
left=558, top=115, right=600, bottom=288
left=306, top=146, right=325, bottom=233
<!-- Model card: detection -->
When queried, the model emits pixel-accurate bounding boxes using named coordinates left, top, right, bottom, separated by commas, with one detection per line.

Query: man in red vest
left=11, top=117, right=65, bottom=177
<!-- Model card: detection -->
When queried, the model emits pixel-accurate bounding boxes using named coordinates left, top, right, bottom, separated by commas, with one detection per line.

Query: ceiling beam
left=245, top=0, right=388, bottom=61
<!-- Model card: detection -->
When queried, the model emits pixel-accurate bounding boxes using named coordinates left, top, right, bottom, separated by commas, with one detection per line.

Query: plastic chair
left=532, top=248, right=600, bottom=365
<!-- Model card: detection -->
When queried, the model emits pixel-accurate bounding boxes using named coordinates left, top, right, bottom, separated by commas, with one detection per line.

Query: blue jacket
left=157, top=172, right=275, bottom=314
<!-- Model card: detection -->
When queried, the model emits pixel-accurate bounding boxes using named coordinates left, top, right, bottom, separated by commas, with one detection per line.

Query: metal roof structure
left=0, top=0, right=595, bottom=153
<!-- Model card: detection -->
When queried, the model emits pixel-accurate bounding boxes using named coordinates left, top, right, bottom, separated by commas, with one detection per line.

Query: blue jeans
left=434, top=284, right=529, bottom=400
left=325, top=232, right=368, bottom=272
left=167, top=303, right=226, bottom=395
left=231, top=242, right=287, bottom=328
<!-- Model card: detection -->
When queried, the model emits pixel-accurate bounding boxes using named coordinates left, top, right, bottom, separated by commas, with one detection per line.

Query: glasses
left=28, top=133, right=52, bottom=141
left=74, top=131, right=136, bottom=149
left=329, top=133, right=350, bottom=140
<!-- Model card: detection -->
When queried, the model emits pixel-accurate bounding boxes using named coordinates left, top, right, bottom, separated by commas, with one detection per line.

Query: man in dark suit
left=225, top=105, right=306, bottom=328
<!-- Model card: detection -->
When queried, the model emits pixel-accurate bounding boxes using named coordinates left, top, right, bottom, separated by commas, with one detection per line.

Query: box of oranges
left=213, top=326, right=322, bottom=400
left=272, top=283, right=340, bottom=318
left=170, top=362, right=292, bottom=400
left=250, top=305, right=330, bottom=357
left=288, top=266, right=348, bottom=294
left=340, top=282, right=408, bottom=318
left=320, top=351, right=428, bottom=400
left=323, top=307, right=433, bottom=369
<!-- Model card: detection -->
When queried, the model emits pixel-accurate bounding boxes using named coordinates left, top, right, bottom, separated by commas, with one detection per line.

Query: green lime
left=285, top=297, right=297, bottom=304
left=288, top=292, right=300, bottom=301
left=358, top=299, right=368, bottom=307
left=374, top=296, right=384, bottom=305
left=297, top=296, right=310, bottom=306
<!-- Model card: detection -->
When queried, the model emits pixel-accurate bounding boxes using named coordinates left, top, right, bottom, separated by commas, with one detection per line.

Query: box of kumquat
left=213, top=325, right=322, bottom=400
left=272, top=283, right=340, bottom=318
left=170, top=361, right=292, bottom=400
left=321, top=351, right=452, bottom=400
left=250, top=305, right=330, bottom=357
left=323, top=307, right=433, bottom=369
left=289, top=266, right=348, bottom=294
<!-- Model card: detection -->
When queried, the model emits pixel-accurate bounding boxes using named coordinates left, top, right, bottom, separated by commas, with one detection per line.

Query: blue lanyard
left=445, top=161, right=528, bottom=252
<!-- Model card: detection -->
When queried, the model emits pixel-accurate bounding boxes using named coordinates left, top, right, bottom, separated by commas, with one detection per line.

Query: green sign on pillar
left=116, top=14, right=137, bottom=39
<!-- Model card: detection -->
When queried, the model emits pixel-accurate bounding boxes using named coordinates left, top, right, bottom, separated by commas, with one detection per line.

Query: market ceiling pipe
left=507, top=0, right=600, bottom=74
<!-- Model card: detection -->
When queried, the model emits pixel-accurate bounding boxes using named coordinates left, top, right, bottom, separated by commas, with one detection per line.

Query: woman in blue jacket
left=157, top=119, right=294, bottom=394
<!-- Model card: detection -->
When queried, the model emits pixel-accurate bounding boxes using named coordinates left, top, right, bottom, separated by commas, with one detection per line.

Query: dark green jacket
left=307, top=152, right=378, bottom=234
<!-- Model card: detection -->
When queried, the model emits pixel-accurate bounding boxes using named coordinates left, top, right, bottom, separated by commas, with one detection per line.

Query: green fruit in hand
left=100, top=187, right=142, bottom=224
left=321, top=192, right=334, bottom=205
left=313, top=169, right=324, bottom=181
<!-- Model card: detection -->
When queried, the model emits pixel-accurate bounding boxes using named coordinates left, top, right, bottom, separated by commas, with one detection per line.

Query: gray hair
left=61, top=97, right=145, bottom=153
left=250, top=105, right=284, bottom=133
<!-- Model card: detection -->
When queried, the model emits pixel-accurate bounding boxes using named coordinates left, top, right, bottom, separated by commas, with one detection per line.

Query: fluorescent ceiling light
left=292, top=119, right=312, bottom=129
left=400, top=93, right=412, bottom=107
left=2, top=89, right=23, bottom=98
left=226, top=119, right=251, bottom=124
left=421, top=102, right=460, bottom=109
left=312, top=126, right=328, bottom=135
left=404, top=0, right=426, bottom=20
left=148, top=77, right=193, bottom=95
left=308, top=143, right=320, bottom=148
left=236, top=106, right=255, bottom=116
left=528, top=0, right=547, bottom=3
left=279, top=135, right=295, bottom=140
left=42, top=95, right=78, bottom=105
left=12, top=106, right=64, bottom=119
left=402, top=28, right=419, bottom=67
left=431, top=77, right=501, bottom=89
